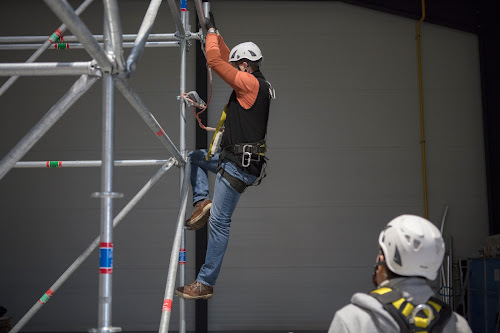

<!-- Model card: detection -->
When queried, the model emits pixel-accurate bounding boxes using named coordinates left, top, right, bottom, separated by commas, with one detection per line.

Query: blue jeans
left=188, top=149, right=257, bottom=286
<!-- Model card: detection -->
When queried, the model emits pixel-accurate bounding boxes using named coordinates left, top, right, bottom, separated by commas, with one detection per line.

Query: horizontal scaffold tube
left=0, top=33, right=182, bottom=44
left=0, top=42, right=180, bottom=51
left=0, top=62, right=100, bottom=76
left=14, top=159, right=171, bottom=168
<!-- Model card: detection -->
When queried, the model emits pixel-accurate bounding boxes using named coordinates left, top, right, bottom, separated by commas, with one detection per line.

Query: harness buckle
left=242, top=144, right=252, bottom=167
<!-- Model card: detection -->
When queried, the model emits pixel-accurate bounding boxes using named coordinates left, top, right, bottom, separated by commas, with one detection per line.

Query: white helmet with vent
left=229, top=42, right=263, bottom=63
left=378, top=214, right=445, bottom=280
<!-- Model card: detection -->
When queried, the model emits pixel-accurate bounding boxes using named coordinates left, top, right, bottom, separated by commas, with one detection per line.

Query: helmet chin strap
left=372, top=259, right=387, bottom=287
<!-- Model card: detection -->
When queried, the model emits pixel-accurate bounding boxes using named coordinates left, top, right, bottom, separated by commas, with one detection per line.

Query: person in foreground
left=328, top=214, right=472, bottom=333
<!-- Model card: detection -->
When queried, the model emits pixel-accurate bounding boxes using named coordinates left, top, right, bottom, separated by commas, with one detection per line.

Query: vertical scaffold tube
left=178, top=7, right=188, bottom=333
left=158, top=161, right=191, bottom=333
left=9, top=159, right=175, bottom=333
left=96, top=71, right=119, bottom=332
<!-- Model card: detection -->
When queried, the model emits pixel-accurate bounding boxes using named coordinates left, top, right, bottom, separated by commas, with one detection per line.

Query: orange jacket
left=205, top=33, right=259, bottom=110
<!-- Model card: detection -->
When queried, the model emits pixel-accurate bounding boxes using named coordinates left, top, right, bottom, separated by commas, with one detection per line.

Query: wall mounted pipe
left=416, top=0, right=429, bottom=218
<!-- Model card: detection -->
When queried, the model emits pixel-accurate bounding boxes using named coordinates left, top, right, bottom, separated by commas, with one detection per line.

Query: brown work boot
left=185, top=199, right=212, bottom=230
left=175, top=280, right=213, bottom=300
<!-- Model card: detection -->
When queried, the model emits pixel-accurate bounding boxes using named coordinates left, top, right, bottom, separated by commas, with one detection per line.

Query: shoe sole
left=186, top=203, right=211, bottom=231
left=175, top=289, right=213, bottom=300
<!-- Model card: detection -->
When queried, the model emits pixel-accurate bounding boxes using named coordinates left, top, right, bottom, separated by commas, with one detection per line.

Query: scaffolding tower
left=0, top=1, right=210, bottom=332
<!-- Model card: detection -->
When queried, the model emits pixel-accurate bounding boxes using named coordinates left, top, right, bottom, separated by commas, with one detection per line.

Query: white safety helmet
left=229, top=42, right=263, bottom=63
left=378, top=214, right=445, bottom=280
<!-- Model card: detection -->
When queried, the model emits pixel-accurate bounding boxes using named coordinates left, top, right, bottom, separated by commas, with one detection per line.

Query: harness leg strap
left=218, top=169, right=248, bottom=194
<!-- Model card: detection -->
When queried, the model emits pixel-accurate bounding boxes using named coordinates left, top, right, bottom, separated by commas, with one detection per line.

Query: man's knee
left=209, top=215, right=231, bottom=231
left=189, top=150, right=206, bottom=165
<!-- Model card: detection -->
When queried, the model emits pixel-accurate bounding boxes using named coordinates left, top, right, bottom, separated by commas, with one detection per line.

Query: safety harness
left=218, top=139, right=268, bottom=192
left=370, top=287, right=452, bottom=333
left=205, top=79, right=274, bottom=193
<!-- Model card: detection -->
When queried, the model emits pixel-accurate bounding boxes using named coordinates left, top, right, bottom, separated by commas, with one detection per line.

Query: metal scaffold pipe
left=0, top=62, right=100, bottom=76
left=14, top=159, right=171, bottom=168
left=127, top=0, right=164, bottom=74
left=0, top=42, right=180, bottom=50
left=178, top=8, right=189, bottom=333
left=158, top=161, right=190, bottom=333
left=194, top=0, right=208, bottom=36
left=166, top=0, right=186, bottom=38
left=8, top=159, right=176, bottom=333
left=115, top=79, right=185, bottom=165
left=0, top=0, right=94, bottom=97
left=103, top=0, right=126, bottom=71
left=0, top=33, right=179, bottom=44
left=0, top=75, right=98, bottom=182
left=44, top=0, right=113, bottom=73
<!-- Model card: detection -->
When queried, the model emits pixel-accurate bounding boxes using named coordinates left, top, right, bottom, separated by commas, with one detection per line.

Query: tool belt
left=218, top=169, right=248, bottom=194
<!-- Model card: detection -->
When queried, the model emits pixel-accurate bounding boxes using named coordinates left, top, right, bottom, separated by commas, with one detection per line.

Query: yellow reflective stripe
left=392, top=298, right=406, bottom=310
left=428, top=300, right=442, bottom=312
left=371, top=287, right=392, bottom=295
left=414, top=316, right=430, bottom=328
left=401, top=302, right=414, bottom=317
left=415, top=331, right=428, bottom=333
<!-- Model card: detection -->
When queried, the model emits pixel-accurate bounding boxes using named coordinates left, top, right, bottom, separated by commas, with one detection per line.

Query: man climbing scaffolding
left=175, top=12, right=275, bottom=300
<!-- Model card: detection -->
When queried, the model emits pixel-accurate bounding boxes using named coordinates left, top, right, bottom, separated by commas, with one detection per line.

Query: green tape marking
left=49, top=161, right=61, bottom=168
left=55, top=43, right=69, bottom=50
left=39, top=293, right=50, bottom=304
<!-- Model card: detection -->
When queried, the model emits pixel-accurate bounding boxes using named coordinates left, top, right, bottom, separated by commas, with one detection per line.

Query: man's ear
left=377, top=253, right=385, bottom=264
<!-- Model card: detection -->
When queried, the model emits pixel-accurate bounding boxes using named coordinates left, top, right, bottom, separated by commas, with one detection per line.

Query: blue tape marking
left=179, top=250, right=186, bottom=263
left=100, top=248, right=113, bottom=268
